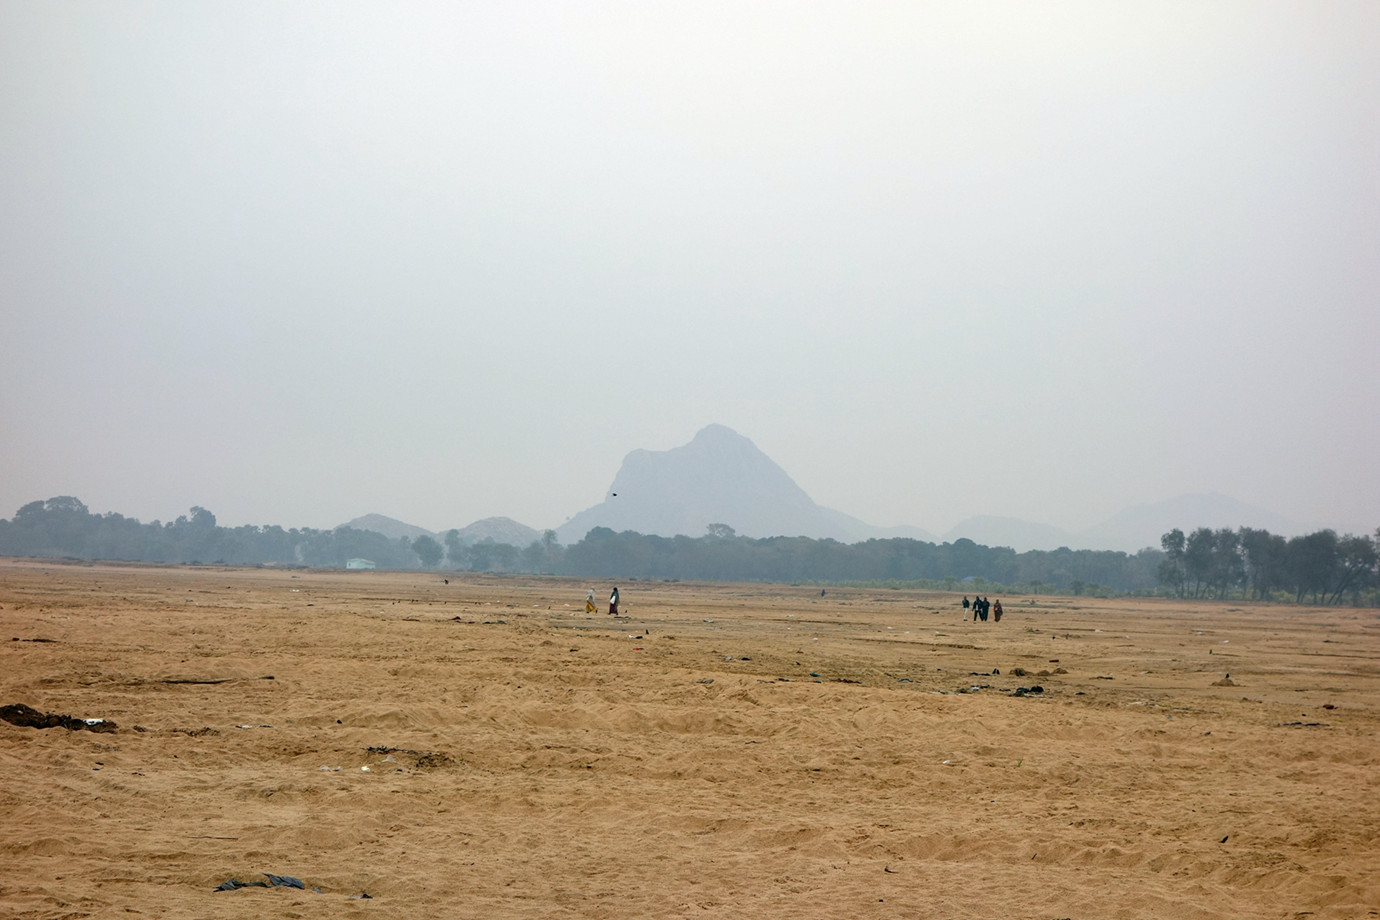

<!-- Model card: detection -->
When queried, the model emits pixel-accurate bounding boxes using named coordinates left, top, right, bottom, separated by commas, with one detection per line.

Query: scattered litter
left=319, top=765, right=342, bottom=772
left=364, top=746, right=454, bottom=769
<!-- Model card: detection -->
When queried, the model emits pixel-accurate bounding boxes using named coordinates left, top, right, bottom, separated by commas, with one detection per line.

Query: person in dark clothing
left=609, top=586, right=620, bottom=616
left=962, top=596, right=971, bottom=619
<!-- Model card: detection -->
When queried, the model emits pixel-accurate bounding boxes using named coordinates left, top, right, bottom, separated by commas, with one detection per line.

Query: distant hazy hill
left=343, top=513, right=542, bottom=547
left=340, top=514, right=436, bottom=542
left=1077, top=492, right=1307, bottom=553
left=555, top=424, right=936, bottom=544
left=938, top=496, right=1308, bottom=553
left=943, top=516, right=1075, bottom=552
left=345, top=452, right=1311, bottom=556
left=450, top=517, right=542, bottom=547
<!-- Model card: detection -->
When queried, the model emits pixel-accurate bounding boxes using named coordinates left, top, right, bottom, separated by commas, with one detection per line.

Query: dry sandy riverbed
left=1, top=559, right=1377, bottom=919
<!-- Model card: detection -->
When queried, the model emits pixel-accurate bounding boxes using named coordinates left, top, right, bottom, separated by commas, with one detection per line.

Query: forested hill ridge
left=340, top=513, right=436, bottom=542
left=340, top=513, right=541, bottom=548
left=1, top=497, right=1374, bottom=604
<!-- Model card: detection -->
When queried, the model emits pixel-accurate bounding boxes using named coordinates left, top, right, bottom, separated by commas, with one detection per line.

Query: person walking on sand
left=992, top=599, right=1003, bottom=622
left=962, top=596, right=971, bottom=619
left=609, top=586, right=620, bottom=616
left=978, top=597, right=989, bottom=622
left=585, top=588, right=597, bottom=614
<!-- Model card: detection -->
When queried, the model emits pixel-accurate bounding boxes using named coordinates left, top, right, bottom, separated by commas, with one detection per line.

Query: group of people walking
left=586, top=586, right=620, bottom=616
left=963, top=595, right=1002, bottom=622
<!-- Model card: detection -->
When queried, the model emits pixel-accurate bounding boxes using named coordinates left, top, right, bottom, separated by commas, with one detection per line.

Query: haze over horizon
left=3, top=3, right=1377, bottom=539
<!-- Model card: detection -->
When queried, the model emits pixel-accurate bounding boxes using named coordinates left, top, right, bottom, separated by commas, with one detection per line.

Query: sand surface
left=1, top=559, right=1377, bottom=919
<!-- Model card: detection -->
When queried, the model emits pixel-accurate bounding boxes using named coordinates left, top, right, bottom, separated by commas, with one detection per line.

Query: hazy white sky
left=2, top=1, right=1377, bottom=537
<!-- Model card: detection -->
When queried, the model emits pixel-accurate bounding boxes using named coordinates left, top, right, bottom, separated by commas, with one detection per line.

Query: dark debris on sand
left=0, top=702, right=117, bottom=733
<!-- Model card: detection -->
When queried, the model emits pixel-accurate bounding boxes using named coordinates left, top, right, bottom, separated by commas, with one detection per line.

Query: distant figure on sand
left=962, top=596, right=971, bottom=618
left=993, top=599, right=1003, bottom=622
left=609, top=586, right=620, bottom=616
left=978, top=597, right=989, bottom=622
left=585, top=588, right=597, bottom=614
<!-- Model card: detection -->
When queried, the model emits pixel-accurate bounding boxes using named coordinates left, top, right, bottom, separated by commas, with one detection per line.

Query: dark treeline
left=1, top=497, right=1157, bottom=594
left=1157, top=526, right=1379, bottom=605
left=0, top=497, right=419, bottom=568
left=2, top=498, right=1374, bottom=604
left=558, top=526, right=1162, bottom=595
